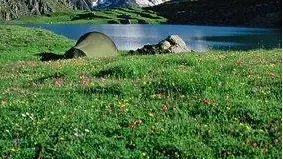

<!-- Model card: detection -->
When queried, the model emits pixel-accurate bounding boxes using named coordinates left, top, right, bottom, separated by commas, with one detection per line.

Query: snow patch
left=135, top=0, right=167, bottom=7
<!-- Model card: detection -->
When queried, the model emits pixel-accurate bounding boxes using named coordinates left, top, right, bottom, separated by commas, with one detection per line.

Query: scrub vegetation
left=7, top=8, right=167, bottom=24
left=0, top=25, right=281, bottom=158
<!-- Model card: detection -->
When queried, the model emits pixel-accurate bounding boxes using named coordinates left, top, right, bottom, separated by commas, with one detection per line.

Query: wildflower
left=263, top=148, right=268, bottom=152
left=148, top=111, right=154, bottom=117
left=202, top=98, right=210, bottom=105
left=74, top=133, right=79, bottom=137
left=161, top=105, right=168, bottom=112
left=81, top=76, right=90, bottom=86
left=274, top=139, right=279, bottom=145
left=129, top=120, right=143, bottom=128
left=54, top=78, right=64, bottom=86
left=1, top=100, right=6, bottom=105
left=245, top=138, right=250, bottom=143
left=269, top=72, right=278, bottom=78
left=118, top=99, right=129, bottom=112
left=10, top=148, right=16, bottom=152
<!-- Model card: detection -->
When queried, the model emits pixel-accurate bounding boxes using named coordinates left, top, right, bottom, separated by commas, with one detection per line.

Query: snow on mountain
left=90, top=0, right=169, bottom=8
left=135, top=0, right=168, bottom=7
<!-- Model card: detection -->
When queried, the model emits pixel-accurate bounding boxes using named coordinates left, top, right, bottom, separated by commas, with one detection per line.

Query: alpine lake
left=23, top=24, right=281, bottom=52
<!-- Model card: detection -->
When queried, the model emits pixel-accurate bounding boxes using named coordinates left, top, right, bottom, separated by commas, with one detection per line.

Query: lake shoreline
left=18, top=23, right=282, bottom=52
left=5, top=20, right=282, bottom=30
left=8, top=21, right=283, bottom=30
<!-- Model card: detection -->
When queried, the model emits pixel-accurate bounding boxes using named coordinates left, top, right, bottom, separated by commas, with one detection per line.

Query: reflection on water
left=23, top=24, right=282, bottom=51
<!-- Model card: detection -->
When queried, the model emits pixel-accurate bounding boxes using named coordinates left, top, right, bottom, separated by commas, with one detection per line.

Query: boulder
left=120, top=18, right=131, bottom=24
left=131, top=35, right=191, bottom=54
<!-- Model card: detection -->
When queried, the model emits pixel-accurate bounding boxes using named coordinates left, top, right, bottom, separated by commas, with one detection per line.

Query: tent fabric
left=64, top=32, right=118, bottom=58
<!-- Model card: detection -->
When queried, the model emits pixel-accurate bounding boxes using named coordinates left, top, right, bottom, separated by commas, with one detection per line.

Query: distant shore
left=1, top=5, right=281, bottom=29
left=3, top=8, right=167, bottom=25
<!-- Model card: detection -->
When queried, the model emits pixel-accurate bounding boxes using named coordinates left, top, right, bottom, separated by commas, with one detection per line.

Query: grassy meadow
left=6, top=8, right=167, bottom=25
left=0, top=25, right=282, bottom=158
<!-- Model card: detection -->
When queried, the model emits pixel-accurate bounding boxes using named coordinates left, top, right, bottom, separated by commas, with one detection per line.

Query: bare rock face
left=131, top=35, right=191, bottom=54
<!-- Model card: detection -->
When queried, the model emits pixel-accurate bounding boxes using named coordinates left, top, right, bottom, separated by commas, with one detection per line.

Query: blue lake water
left=23, top=24, right=281, bottom=51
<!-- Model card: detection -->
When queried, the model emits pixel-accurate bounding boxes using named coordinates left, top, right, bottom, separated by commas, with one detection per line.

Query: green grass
left=6, top=8, right=167, bottom=24
left=0, top=25, right=281, bottom=158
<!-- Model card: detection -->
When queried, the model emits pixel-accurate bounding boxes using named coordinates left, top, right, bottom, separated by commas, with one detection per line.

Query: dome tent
left=64, top=32, right=118, bottom=58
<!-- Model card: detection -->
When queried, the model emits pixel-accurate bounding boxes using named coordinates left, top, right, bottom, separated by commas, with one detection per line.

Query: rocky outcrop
left=72, top=0, right=94, bottom=10
left=0, top=0, right=94, bottom=21
left=130, top=35, right=191, bottom=54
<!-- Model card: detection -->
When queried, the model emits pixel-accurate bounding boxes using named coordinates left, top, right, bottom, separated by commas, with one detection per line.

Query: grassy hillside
left=0, top=25, right=281, bottom=158
left=8, top=8, right=167, bottom=24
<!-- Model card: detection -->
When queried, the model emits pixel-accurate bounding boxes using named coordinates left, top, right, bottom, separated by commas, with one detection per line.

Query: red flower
left=54, top=78, right=64, bottom=86
left=81, top=76, right=90, bottom=86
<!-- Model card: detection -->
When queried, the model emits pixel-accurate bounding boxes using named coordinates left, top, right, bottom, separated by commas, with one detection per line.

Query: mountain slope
left=0, top=0, right=168, bottom=21
left=147, top=0, right=281, bottom=28
left=0, top=0, right=92, bottom=21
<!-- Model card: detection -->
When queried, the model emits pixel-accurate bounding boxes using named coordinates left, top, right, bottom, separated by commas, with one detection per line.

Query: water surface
left=23, top=24, right=281, bottom=51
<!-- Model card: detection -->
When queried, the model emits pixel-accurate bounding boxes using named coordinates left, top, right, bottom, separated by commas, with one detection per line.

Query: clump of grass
left=0, top=25, right=281, bottom=158
left=95, top=61, right=148, bottom=78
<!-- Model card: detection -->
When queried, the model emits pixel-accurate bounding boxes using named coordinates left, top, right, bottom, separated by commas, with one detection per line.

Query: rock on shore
left=131, top=35, right=192, bottom=54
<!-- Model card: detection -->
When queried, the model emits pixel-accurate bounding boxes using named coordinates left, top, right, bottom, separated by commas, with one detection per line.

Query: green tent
left=65, top=32, right=118, bottom=58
